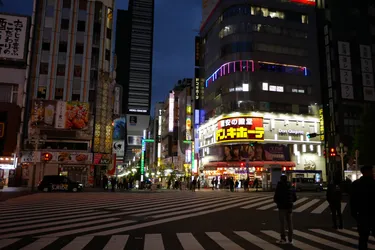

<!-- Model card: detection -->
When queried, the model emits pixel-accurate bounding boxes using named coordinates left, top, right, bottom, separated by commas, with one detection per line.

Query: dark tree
left=353, top=107, right=375, bottom=166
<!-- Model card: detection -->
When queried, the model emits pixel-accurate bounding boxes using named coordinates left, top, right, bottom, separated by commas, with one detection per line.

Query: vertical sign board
left=0, top=14, right=28, bottom=61
left=141, top=139, right=145, bottom=175
left=360, top=45, right=375, bottom=101
left=195, top=36, right=200, bottom=67
left=168, top=92, right=174, bottom=132
left=319, top=109, right=324, bottom=141
left=338, top=41, right=354, bottom=100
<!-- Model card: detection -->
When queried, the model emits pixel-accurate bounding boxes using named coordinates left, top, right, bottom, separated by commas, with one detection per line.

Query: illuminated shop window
left=263, top=83, right=284, bottom=92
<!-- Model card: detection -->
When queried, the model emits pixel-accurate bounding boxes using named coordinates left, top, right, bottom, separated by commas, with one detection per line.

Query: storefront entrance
left=59, top=165, right=88, bottom=187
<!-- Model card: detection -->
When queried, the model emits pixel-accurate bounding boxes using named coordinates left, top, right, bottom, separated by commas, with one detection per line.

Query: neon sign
left=290, top=0, right=315, bottom=6
left=215, top=117, right=264, bottom=143
left=168, top=92, right=174, bottom=132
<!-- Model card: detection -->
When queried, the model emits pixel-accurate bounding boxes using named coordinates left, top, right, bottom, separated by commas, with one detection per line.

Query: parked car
left=38, top=175, right=83, bottom=192
left=292, top=177, right=323, bottom=192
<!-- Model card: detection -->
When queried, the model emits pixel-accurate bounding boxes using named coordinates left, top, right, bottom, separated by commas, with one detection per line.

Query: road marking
left=339, top=229, right=375, bottom=242
left=311, top=201, right=329, bottom=214
left=262, top=230, right=320, bottom=250
left=88, top=197, right=271, bottom=236
left=41, top=220, right=136, bottom=238
left=20, top=237, right=57, bottom=250
left=294, top=230, right=353, bottom=250
left=207, top=232, right=244, bottom=250
left=294, top=199, right=320, bottom=213
left=61, top=236, right=94, bottom=250
left=274, top=197, right=309, bottom=211
left=103, top=235, right=129, bottom=250
left=151, top=196, right=270, bottom=219
left=144, top=234, right=164, bottom=250
left=177, top=233, right=205, bottom=250
left=257, top=202, right=277, bottom=210
left=310, top=229, right=375, bottom=249
left=0, top=238, right=20, bottom=249
left=235, top=231, right=282, bottom=250
left=240, top=198, right=273, bottom=209
left=0, top=218, right=119, bottom=239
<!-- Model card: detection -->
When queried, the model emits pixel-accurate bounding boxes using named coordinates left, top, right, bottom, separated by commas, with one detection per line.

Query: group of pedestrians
left=274, top=165, right=375, bottom=249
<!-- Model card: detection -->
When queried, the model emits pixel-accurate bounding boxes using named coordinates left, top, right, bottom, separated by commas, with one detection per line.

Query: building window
left=75, top=44, right=84, bottom=54
left=63, top=0, right=71, bottom=8
left=263, top=83, right=284, bottom=92
left=89, top=90, right=95, bottom=102
left=37, top=86, right=47, bottom=99
left=105, top=49, right=110, bottom=61
left=254, top=43, right=308, bottom=56
left=57, top=64, right=65, bottom=76
left=302, top=15, right=309, bottom=24
left=74, top=66, right=82, bottom=77
left=61, top=19, right=69, bottom=30
left=59, top=42, right=67, bottom=52
left=77, top=21, right=85, bottom=32
left=292, top=88, right=305, bottom=93
left=72, top=94, right=80, bottom=101
left=45, top=6, right=54, bottom=17
left=79, top=0, right=87, bottom=10
left=42, top=42, right=50, bottom=51
left=258, top=62, right=308, bottom=76
left=40, top=63, right=48, bottom=74
left=55, top=88, right=64, bottom=100
left=106, top=28, right=112, bottom=39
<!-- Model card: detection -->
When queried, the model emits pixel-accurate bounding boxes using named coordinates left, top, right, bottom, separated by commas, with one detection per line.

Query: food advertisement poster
left=30, top=99, right=90, bottom=130
left=40, top=152, right=92, bottom=164
left=93, top=153, right=112, bottom=165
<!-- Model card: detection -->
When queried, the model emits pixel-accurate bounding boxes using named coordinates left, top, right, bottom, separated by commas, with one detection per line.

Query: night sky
left=0, top=0, right=202, bottom=110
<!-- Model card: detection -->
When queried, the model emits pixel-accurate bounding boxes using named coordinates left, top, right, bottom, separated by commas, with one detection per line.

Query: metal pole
left=31, top=135, right=39, bottom=192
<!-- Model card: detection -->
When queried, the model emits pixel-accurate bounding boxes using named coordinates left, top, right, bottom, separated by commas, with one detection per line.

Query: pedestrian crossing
left=240, top=196, right=348, bottom=214
left=0, top=192, right=273, bottom=238
left=0, top=228, right=373, bottom=250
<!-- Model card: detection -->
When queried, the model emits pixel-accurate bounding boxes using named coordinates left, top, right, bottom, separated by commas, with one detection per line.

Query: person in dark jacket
left=350, top=165, right=375, bottom=250
left=274, top=175, right=297, bottom=244
left=326, top=179, right=343, bottom=229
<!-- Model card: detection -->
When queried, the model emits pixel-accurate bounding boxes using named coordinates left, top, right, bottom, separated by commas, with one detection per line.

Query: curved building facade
left=197, top=0, right=325, bottom=189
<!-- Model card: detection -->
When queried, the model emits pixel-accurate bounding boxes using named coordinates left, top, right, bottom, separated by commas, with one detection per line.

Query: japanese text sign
left=0, top=14, right=28, bottom=60
left=215, top=117, right=264, bottom=143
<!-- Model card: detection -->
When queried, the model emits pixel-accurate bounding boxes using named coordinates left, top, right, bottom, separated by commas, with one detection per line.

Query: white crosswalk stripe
left=294, top=199, right=321, bottom=212
left=0, top=228, right=367, bottom=250
left=0, top=192, right=268, bottom=239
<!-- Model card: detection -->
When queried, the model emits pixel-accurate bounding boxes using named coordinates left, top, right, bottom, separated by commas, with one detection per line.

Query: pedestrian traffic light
left=307, top=133, right=317, bottom=138
left=42, top=153, right=52, bottom=162
left=329, top=148, right=336, bottom=157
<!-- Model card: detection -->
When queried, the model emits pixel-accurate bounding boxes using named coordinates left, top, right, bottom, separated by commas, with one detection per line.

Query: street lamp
left=336, top=143, right=348, bottom=181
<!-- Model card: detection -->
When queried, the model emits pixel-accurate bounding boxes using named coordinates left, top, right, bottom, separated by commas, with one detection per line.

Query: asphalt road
left=0, top=190, right=370, bottom=250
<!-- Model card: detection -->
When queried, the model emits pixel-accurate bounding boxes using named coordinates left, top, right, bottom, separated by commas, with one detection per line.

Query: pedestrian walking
left=350, top=165, right=375, bottom=250
left=326, top=179, right=343, bottom=229
left=111, top=177, right=116, bottom=192
left=253, top=178, right=259, bottom=192
left=235, top=180, right=239, bottom=192
left=192, top=178, right=196, bottom=192
left=274, top=175, right=297, bottom=245
left=211, top=178, right=215, bottom=190
left=103, top=175, right=108, bottom=190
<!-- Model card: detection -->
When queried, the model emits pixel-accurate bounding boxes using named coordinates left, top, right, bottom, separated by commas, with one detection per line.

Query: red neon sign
left=290, top=0, right=315, bottom=6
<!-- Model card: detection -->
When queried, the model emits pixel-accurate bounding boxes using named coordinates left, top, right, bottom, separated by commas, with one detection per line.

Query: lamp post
left=336, top=143, right=348, bottom=181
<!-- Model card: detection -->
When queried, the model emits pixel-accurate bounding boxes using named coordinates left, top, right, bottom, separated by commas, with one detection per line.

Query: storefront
left=198, top=112, right=325, bottom=189
left=92, top=153, right=114, bottom=187
left=0, top=156, right=17, bottom=187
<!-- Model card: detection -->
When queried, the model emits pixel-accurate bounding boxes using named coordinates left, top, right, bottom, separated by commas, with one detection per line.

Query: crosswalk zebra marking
left=273, top=197, right=309, bottom=211
left=144, top=234, right=164, bottom=250
left=61, top=236, right=94, bottom=250
left=0, top=238, right=21, bottom=249
left=150, top=196, right=266, bottom=219
left=235, top=231, right=282, bottom=250
left=240, top=198, right=274, bottom=209
left=177, top=233, right=205, bottom=250
left=311, top=201, right=330, bottom=214
left=310, top=229, right=375, bottom=249
left=294, top=199, right=320, bottom=213
left=294, top=230, right=353, bottom=250
left=20, top=237, right=58, bottom=250
left=102, top=235, right=129, bottom=250
left=257, top=202, right=277, bottom=210
left=339, top=229, right=375, bottom=242
left=261, top=230, right=321, bottom=250
left=206, top=232, right=244, bottom=250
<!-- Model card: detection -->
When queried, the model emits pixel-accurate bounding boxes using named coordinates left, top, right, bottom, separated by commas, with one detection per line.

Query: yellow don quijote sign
left=215, top=116, right=265, bottom=143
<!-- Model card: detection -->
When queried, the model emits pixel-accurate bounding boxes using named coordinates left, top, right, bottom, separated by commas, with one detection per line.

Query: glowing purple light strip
left=205, top=60, right=255, bottom=87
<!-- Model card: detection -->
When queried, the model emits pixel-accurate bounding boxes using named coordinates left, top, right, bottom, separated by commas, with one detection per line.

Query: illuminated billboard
left=215, top=116, right=264, bottom=143
left=168, top=92, right=174, bottom=132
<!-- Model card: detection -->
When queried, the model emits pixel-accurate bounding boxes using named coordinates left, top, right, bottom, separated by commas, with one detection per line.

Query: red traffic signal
left=42, top=153, right=53, bottom=162
left=329, top=148, right=336, bottom=157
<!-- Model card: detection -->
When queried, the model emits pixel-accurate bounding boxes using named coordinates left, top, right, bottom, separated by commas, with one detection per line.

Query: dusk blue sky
left=0, top=0, right=202, bottom=109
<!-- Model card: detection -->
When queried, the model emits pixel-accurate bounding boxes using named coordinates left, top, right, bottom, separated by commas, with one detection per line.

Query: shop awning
left=203, top=161, right=296, bottom=170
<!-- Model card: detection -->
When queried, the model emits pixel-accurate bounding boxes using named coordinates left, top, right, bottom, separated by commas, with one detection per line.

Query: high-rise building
left=197, top=0, right=325, bottom=188
left=115, top=0, right=155, bottom=164
left=21, top=0, right=116, bottom=188
left=316, top=0, right=375, bottom=179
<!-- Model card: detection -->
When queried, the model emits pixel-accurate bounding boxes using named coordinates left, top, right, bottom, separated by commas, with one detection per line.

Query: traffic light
left=307, top=133, right=317, bottom=138
left=329, top=148, right=336, bottom=157
left=42, top=153, right=52, bottom=162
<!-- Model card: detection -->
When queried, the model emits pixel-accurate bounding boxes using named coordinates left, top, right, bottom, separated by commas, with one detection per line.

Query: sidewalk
left=0, top=187, right=34, bottom=202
